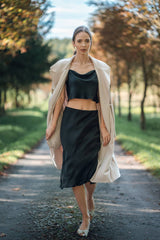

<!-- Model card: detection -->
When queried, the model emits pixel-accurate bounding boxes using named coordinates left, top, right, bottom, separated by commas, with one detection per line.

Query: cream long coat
left=46, top=54, right=121, bottom=183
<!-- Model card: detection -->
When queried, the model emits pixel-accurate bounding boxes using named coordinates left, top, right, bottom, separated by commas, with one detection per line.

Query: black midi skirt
left=60, top=106, right=101, bottom=189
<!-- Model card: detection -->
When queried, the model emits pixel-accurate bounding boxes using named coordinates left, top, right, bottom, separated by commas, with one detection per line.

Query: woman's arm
left=46, top=85, right=65, bottom=140
left=99, top=102, right=111, bottom=146
left=51, top=85, right=65, bottom=127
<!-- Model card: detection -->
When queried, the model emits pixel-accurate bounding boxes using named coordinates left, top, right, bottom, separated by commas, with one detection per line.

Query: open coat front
left=46, top=55, right=121, bottom=183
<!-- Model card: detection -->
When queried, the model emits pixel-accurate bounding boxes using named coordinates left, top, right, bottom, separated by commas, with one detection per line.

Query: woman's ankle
left=82, top=212, right=90, bottom=222
left=87, top=196, right=94, bottom=211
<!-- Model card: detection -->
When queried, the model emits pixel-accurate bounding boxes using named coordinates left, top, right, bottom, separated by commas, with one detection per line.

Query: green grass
left=115, top=107, right=160, bottom=178
left=0, top=101, right=48, bottom=172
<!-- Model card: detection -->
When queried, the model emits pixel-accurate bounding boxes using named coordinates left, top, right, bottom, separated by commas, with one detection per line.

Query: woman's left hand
left=100, top=127, right=111, bottom=146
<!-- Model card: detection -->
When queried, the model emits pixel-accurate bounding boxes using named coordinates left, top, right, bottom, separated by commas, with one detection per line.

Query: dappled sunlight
left=9, top=111, right=43, bottom=117
left=117, top=134, right=159, bottom=153
left=23, top=153, right=51, bottom=160
left=96, top=198, right=160, bottom=214
left=116, top=155, right=145, bottom=170
left=137, top=208, right=159, bottom=213
left=96, top=200, right=123, bottom=208
left=4, top=173, right=59, bottom=180
left=0, top=140, right=61, bottom=206
left=0, top=193, right=37, bottom=202
left=115, top=111, right=160, bottom=179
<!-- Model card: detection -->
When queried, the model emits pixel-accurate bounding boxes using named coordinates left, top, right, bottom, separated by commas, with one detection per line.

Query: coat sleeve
left=103, top=66, right=116, bottom=139
left=103, top=64, right=111, bottom=86
left=108, top=67, right=116, bottom=139
left=49, top=59, right=66, bottom=93
left=49, top=65, right=57, bottom=93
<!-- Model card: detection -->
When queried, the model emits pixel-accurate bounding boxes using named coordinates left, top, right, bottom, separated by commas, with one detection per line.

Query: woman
left=46, top=26, right=120, bottom=237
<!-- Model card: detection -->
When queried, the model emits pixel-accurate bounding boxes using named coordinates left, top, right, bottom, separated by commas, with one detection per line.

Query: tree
left=122, top=0, right=160, bottom=129
left=0, top=0, right=54, bottom=54
left=88, top=2, right=141, bottom=120
left=88, top=0, right=160, bottom=129
left=8, top=35, right=54, bottom=107
left=123, top=0, right=160, bottom=43
left=0, top=0, right=55, bottom=112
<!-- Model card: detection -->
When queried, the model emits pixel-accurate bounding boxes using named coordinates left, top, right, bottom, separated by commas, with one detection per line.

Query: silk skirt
left=60, top=106, right=101, bottom=189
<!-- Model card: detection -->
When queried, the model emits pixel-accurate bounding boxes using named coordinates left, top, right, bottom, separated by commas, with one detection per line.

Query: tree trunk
left=152, top=87, right=157, bottom=114
left=3, top=88, right=7, bottom=113
left=0, top=89, right=5, bottom=115
left=127, top=63, right=132, bottom=121
left=4, top=88, right=7, bottom=103
left=15, top=86, right=19, bottom=108
left=0, top=89, right=2, bottom=114
left=27, top=89, right=31, bottom=104
left=140, top=52, right=148, bottom=130
left=158, top=87, right=160, bottom=111
left=117, top=80, right=121, bottom=117
left=116, top=58, right=121, bottom=117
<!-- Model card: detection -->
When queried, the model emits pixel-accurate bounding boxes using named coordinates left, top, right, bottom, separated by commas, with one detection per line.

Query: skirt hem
left=60, top=178, right=96, bottom=189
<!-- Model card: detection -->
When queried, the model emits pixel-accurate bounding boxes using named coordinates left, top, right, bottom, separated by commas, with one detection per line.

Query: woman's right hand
left=46, top=123, right=56, bottom=140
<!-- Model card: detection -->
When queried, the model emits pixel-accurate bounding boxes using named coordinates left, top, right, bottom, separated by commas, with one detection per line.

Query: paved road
left=0, top=139, right=160, bottom=240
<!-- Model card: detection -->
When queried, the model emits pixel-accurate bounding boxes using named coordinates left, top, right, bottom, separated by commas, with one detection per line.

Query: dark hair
left=72, top=25, right=92, bottom=55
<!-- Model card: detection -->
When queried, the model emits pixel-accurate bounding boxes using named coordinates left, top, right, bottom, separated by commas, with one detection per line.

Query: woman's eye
left=77, top=39, right=90, bottom=43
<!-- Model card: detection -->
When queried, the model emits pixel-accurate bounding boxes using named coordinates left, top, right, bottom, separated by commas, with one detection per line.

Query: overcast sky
left=47, top=0, right=115, bottom=39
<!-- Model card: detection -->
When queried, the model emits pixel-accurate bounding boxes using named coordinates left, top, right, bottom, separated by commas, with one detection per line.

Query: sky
left=47, top=0, right=96, bottom=39
left=47, top=0, right=116, bottom=39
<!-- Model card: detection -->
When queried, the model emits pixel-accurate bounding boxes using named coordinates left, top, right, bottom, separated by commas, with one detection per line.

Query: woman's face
left=73, top=31, right=91, bottom=55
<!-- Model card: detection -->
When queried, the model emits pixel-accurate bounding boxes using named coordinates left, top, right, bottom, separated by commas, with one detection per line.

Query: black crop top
left=66, top=69, right=99, bottom=103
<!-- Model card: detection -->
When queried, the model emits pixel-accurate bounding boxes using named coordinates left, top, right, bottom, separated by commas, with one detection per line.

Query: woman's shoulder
left=90, top=56, right=111, bottom=71
left=50, top=57, right=72, bottom=72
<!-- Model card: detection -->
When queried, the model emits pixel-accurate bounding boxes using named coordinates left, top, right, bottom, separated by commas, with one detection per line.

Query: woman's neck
left=74, top=54, right=90, bottom=65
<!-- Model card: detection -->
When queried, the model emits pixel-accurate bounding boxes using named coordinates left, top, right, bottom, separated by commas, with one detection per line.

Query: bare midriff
left=66, top=98, right=98, bottom=110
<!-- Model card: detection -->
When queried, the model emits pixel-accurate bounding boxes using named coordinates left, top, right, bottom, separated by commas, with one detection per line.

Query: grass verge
left=115, top=107, right=160, bottom=178
left=0, top=101, right=48, bottom=173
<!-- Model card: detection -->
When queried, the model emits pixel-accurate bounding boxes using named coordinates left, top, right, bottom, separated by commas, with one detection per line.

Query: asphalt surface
left=0, top=138, right=160, bottom=240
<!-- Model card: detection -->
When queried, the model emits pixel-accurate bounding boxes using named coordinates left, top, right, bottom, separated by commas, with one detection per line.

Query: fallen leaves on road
left=0, top=172, right=8, bottom=176
left=12, top=187, right=21, bottom=191
left=0, top=232, right=7, bottom=237
left=126, top=150, right=133, bottom=155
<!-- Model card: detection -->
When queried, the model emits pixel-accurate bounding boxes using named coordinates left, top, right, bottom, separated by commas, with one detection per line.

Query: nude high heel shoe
left=77, top=218, right=90, bottom=237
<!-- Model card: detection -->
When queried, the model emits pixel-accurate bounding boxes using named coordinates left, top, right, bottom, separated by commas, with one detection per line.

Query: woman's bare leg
left=85, top=182, right=96, bottom=212
left=72, top=185, right=90, bottom=230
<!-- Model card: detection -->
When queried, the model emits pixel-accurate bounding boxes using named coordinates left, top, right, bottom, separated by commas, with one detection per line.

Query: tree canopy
left=0, top=0, right=55, bottom=112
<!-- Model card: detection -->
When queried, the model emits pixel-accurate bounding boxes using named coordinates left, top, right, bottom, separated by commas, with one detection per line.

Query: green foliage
left=10, top=35, right=52, bottom=87
left=0, top=34, right=53, bottom=111
left=47, top=38, right=73, bottom=60
left=0, top=35, right=53, bottom=88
